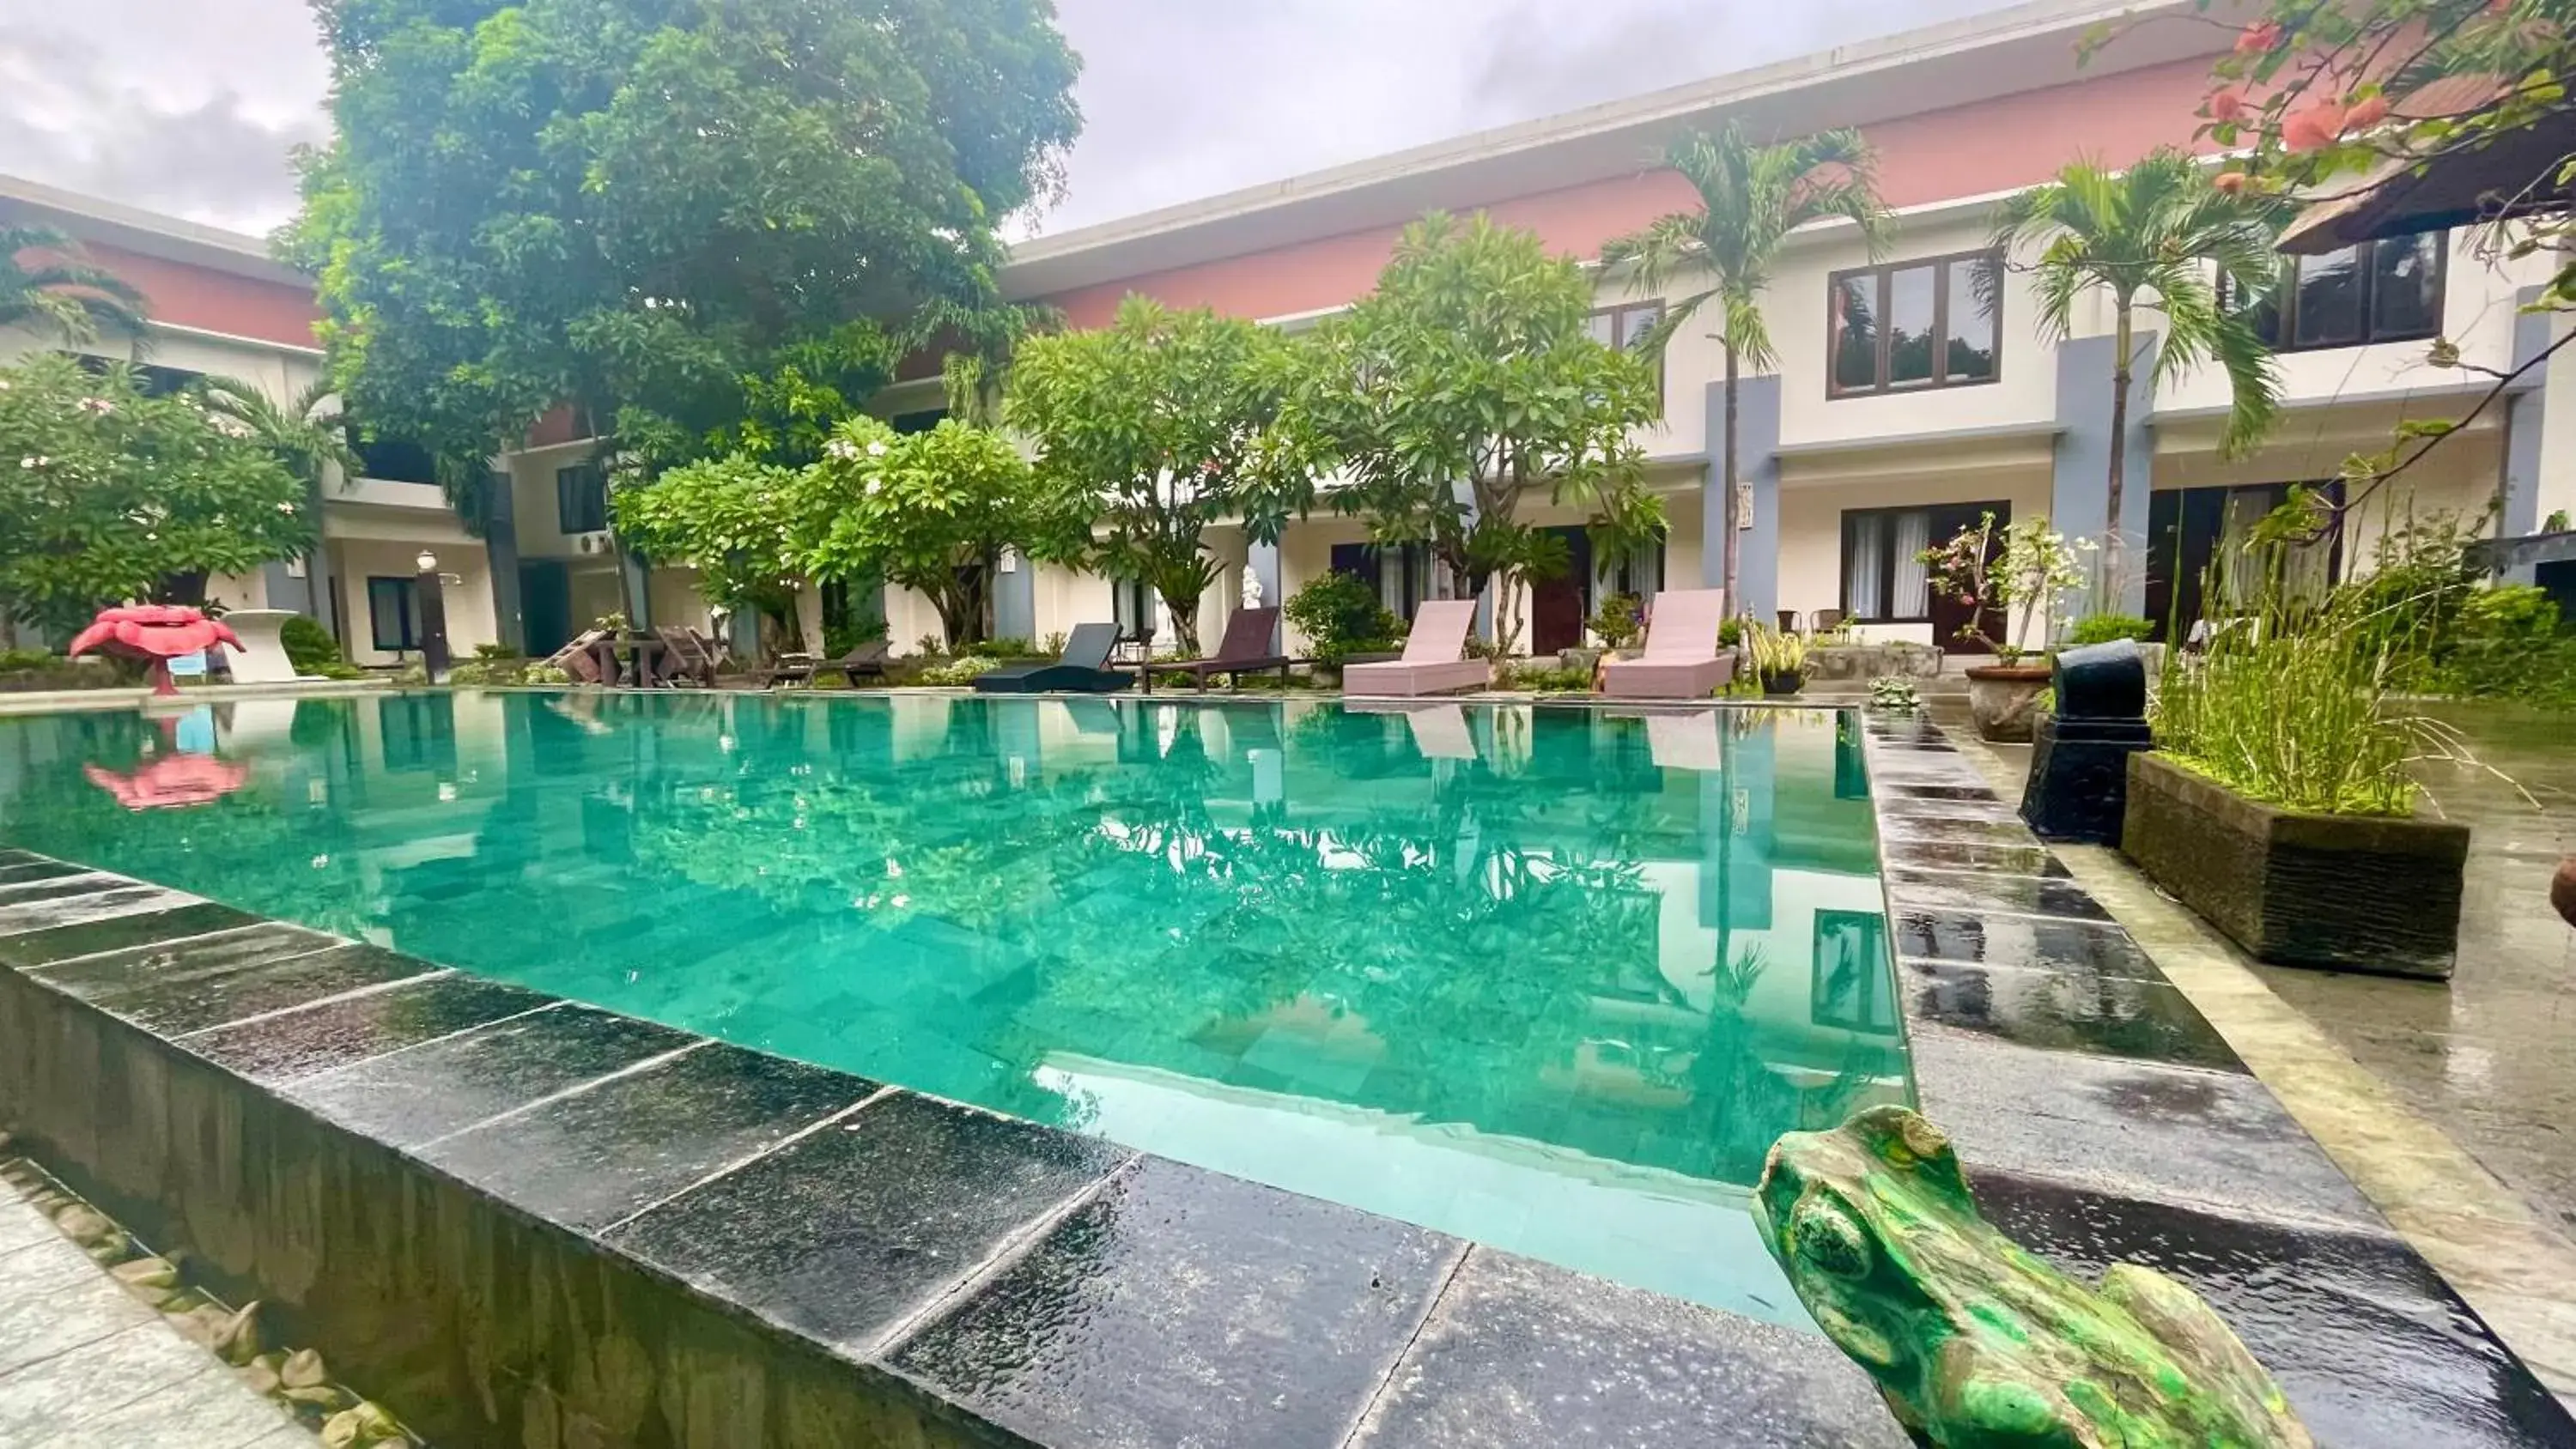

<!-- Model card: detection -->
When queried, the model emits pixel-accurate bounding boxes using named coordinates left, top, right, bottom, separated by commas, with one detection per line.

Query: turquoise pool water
left=0, top=691, right=1907, bottom=1322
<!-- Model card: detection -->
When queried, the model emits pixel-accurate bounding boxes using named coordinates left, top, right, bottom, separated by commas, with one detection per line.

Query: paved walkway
left=0, top=1172, right=304, bottom=1447
left=1935, top=700, right=2576, bottom=1405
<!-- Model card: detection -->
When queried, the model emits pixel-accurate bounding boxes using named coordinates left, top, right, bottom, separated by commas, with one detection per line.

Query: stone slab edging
left=1857, top=708, right=2576, bottom=1448
left=0, top=852, right=1905, bottom=1449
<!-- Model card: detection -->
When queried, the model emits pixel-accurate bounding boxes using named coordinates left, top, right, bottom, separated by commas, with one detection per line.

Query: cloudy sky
left=0, top=0, right=2019, bottom=241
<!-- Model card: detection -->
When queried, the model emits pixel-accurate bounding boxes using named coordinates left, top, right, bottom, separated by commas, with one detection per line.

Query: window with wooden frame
left=1827, top=250, right=2003, bottom=397
left=2223, top=229, right=2445, bottom=353
left=1588, top=300, right=1665, bottom=397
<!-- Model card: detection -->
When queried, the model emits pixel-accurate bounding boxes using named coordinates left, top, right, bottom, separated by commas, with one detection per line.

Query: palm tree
left=1992, top=147, right=2286, bottom=603
left=0, top=225, right=148, bottom=348
left=199, top=376, right=360, bottom=615
left=1601, top=124, right=1893, bottom=615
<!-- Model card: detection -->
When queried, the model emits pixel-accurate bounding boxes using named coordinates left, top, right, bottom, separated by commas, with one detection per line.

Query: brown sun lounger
left=1133, top=607, right=1291, bottom=693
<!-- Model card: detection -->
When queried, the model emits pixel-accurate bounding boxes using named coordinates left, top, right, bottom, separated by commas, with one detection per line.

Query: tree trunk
left=2105, top=304, right=2134, bottom=611
left=1721, top=344, right=1742, bottom=620
left=934, top=593, right=977, bottom=652
left=1158, top=586, right=1203, bottom=656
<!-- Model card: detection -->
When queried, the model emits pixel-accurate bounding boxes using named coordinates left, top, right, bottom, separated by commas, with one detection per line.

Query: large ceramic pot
left=1963, top=662, right=2051, bottom=743
left=2121, top=753, right=2470, bottom=979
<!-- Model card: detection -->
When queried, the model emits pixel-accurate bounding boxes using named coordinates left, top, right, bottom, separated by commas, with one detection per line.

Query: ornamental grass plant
left=2153, top=563, right=2494, bottom=818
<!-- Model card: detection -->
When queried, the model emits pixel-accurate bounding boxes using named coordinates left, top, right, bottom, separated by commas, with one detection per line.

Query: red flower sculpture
left=67, top=605, right=245, bottom=697
left=83, top=755, right=250, bottom=811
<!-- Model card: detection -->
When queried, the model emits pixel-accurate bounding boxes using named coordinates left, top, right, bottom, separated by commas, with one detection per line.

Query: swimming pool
left=0, top=691, right=1909, bottom=1323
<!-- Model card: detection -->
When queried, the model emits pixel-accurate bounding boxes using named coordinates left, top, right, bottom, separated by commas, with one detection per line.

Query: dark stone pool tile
left=1971, top=1170, right=2576, bottom=1449
left=426, top=1041, right=875, bottom=1233
left=889, top=1157, right=1458, bottom=1449
left=34, top=921, right=349, bottom=998
left=606, top=1091, right=1127, bottom=1354
left=0, top=870, right=128, bottom=906
left=0, top=881, right=203, bottom=939
left=286, top=1004, right=702, bottom=1149
left=1347, top=1249, right=1910, bottom=1449
left=1902, top=959, right=2247, bottom=1073
left=1893, top=910, right=2160, bottom=978
left=95, top=943, right=442, bottom=1036
left=1909, top=1024, right=2383, bottom=1231
left=1872, top=795, right=2020, bottom=824
left=1876, top=814, right=2038, bottom=847
left=1872, top=840, right=2070, bottom=877
left=1882, top=868, right=2112, bottom=922
left=0, top=858, right=94, bottom=888
left=180, top=973, right=555, bottom=1085
left=1880, top=782, right=2002, bottom=803
left=0, top=900, right=256, bottom=968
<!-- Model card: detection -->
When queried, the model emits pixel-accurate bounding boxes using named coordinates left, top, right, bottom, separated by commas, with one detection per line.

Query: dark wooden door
left=1926, top=501, right=2009, bottom=653
left=1530, top=526, right=1594, bottom=654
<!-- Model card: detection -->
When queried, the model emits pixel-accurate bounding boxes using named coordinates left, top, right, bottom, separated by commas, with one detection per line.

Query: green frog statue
left=1753, top=1105, right=2313, bottom=1449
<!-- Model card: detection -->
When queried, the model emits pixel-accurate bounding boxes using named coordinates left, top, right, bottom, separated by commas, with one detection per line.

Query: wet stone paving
left=0, top=706, right=2560, bottom=1447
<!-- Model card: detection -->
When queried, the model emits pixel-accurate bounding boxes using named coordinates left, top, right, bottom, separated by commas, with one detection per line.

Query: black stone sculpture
left=2020, top=640, right=2154, bottom=844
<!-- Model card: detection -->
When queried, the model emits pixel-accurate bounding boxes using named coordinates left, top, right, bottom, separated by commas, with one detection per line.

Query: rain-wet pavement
left=1939, top=697, right=2576, bottom=1410
left=2258, top=705, right=2576, bottom=1236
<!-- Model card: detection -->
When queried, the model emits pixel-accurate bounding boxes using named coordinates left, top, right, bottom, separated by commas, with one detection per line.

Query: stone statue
left=1242, top=564, right=1263, bottom=609
left=1754, top=1106, right=2312, bottom=1449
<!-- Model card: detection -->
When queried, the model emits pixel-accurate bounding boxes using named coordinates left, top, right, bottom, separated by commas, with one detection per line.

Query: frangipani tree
left=1008, top=296, right=1310, bottom=652
left=805, top=417, right=1088, bottom=648
left=0, top=356, right=310, bottom=634
left=609, top=455, right=813, bottom=653
left=1601, top=125, right=1893, bottom=615
left=1289, top=212, right=1662, bottom=637
left=1992, top=148, right=2287, bottom=603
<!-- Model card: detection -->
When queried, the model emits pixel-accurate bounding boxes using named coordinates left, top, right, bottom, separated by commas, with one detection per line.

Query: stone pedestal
left=216, top=609, right=300, bottom=684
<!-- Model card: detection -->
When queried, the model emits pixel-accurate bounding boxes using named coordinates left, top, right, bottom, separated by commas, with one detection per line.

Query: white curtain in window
left=2213, top=489, right=2275, bottom=612
left=1846, top=515, right=1887, bottom=619
left=1890, top=510, right=1931, bottom=617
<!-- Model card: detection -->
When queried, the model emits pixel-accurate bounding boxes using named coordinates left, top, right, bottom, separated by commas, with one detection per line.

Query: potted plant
left=1921, top=513, right=2093, bottom=742
left=1576, top=591, right=1646, bottom=676
left=1747, top=623, right=1809, bottom=696
left=2123, top=582, right=2471, bottom=978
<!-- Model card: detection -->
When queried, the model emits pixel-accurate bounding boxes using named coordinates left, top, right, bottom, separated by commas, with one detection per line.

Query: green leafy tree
left=1600, top=125, right=1893, bottom=615
left=1288, top=213, right=1662, bottom=642
left=1008, top=296, right=1309, bottom=652
left=0, top=355, right=311, bottom=633
left=1992, top=147, right=2286, bottom=601
left=608, top=454, right=812, bottom=654
left=286, top=0, right=1081, bottom=500
left=0, top=225, right=148, bottom=349
left=805, top=416, right=1086, bottom=648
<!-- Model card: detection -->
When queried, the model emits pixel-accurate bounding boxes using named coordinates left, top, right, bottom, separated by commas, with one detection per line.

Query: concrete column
left=261, top=561, right=306, bottom=618
left=2499, top=288, right=2554, bottom=583
left=1705, top=373, right=1781, bottom=619
left=620, top=549, right=653, bottom=630
left=1248, top=539, right=1281, bottom=650
left=994, top=549, right=1036, bottom=640
left=2050, top=330, right=2158, bottom=616
left=483, top=470, right=526, bottom=653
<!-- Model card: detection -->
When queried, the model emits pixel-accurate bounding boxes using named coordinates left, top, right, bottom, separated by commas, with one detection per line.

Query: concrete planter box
left=2120, top=752, right=2470, bottom=979
left=1964, top=663, right=2051, bottom=743
left=1806, top=642, right=1941, bottom=682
